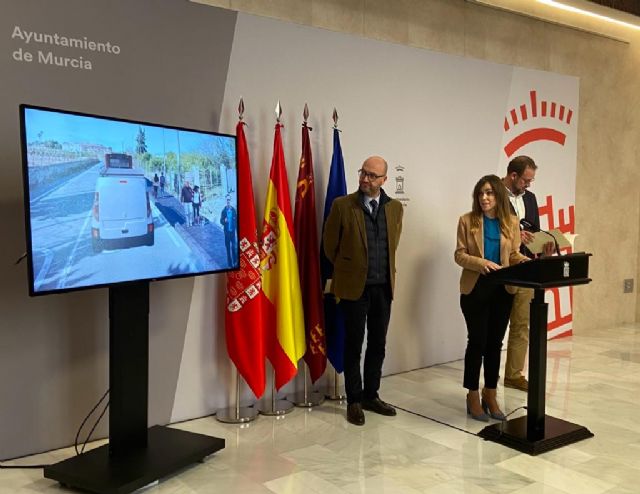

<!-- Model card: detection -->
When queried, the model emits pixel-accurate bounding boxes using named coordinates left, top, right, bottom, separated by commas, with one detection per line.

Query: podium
left=479, top=253, right=594, bottom=455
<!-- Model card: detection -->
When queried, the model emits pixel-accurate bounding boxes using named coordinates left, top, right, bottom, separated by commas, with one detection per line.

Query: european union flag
left=320, top=128, right=347, bottom=373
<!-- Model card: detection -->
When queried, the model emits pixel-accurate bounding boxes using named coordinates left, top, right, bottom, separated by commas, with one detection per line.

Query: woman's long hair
left=470, top=174, right=514, bottom=238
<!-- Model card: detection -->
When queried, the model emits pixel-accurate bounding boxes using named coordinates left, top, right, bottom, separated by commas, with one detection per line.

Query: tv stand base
left=44, top=425, right=225, bottom=494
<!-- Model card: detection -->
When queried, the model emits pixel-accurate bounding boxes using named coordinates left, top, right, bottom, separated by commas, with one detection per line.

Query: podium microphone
left=520, top=218, right=561, bottom=256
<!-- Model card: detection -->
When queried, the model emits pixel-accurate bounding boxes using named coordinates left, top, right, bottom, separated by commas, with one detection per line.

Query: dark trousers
left=341, top=284, right=392, bottom=404
left=224, top=230, right=237, bottom=266
left=460, top=277, right=514, bottom=390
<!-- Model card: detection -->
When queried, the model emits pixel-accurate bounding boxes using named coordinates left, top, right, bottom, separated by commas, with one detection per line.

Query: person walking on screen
left=455, top=174, right=527, bottom=421
left=153, top=173, right=159, bottom=199
left=502, top=156, right=553, bottom=392
left=219, top=195, right=237, bottom=267
left=192, top=185, right=203, bottom=225
left=159, top=172, right=166, bottom=197
left=180, top=180, right=194, bottom=227
left=323, top=155, right=403, bottom=426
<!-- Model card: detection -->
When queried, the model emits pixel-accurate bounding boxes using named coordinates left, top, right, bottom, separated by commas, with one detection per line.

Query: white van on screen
left=90, top=153, right=154, bottom=253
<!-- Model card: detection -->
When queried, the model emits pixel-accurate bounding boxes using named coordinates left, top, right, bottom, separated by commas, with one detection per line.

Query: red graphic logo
left=502, top=89, right=576, bottom=338
left=503, top=90, right=573, bottom=157
left=539, top=194, right=576, bottom=338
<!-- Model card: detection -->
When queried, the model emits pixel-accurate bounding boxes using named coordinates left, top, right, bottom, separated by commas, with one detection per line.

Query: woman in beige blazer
left=455, top=174, right=528, bottom=422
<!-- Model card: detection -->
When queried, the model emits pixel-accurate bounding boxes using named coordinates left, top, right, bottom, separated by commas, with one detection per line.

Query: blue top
left=483, top=215, right=501, bottom=264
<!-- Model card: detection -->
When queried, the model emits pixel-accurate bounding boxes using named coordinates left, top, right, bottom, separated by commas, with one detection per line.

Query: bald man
left=323, top=156, right=404, bottom=426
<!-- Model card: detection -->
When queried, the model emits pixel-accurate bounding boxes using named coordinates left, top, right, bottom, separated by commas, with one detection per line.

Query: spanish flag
left=260, top=123, right=306, bottom=390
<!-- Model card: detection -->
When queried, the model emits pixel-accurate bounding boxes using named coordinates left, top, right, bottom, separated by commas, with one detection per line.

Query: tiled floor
left=2, top=324, right=640, bottom=493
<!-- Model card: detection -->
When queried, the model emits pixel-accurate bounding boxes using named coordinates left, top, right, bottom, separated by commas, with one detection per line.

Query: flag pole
left=325, top=366, right=345, bottom=401
left=289, top=103, right=325, bottom=408
left=218, top=97, right=262, bottom=423
left=258, top=367, right=294, bottom=416
left=323, top=108, right=346, bottom=402
left=257, top=101, right=297, bottom=416
left=216, top=365, right=259, bottom=423
left=289, top=362, right=325, bottom=407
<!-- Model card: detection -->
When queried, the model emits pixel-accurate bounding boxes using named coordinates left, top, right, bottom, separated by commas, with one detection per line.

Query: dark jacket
left=510, top=189, right=539, bottom=259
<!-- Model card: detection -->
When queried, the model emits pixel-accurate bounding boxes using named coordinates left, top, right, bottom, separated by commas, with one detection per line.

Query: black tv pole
left=44, top=282, right=225, bottom=494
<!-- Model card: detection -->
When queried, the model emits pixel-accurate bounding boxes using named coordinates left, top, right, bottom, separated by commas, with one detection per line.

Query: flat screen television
left=20, top=104, right=239, bottom=296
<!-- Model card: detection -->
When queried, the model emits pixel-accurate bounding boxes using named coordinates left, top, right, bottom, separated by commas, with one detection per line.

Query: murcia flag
left=260, top=123, right=306, bottom=390
left=293, top=120, right=326, bottom=383
left=224, top=121, right=265, bottom=398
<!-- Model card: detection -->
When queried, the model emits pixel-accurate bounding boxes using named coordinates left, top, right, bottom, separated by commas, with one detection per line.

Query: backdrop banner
left=0, top=1, right=577, bottom=458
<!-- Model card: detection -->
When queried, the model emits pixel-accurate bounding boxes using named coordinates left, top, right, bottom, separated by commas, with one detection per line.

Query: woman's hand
left=482, top=260, right=501, bottom=274
left=521, top=230, right=535, bottom=244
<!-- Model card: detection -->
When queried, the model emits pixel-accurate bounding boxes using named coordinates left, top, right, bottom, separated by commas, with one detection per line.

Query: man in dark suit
left=502, top=155, right=547, bottom=391
left=323, top=156, right=403, bottom=425
left=219, top=195, right=238, bottom=267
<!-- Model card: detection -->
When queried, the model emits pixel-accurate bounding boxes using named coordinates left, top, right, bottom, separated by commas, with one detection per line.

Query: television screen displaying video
left=20, top=105, right=238, bottom=296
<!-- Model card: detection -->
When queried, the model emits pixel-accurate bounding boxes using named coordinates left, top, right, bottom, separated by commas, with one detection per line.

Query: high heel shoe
left=466, top=392, right=489, bottom=422
left=481, top=388, right=506, bottom=421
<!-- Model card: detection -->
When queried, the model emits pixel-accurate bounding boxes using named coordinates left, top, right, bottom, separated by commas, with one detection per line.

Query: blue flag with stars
left=320, top=128, right=347, bottom=373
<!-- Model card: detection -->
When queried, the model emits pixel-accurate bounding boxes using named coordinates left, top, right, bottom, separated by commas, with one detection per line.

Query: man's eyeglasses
left=358, top=169, right=385, bottom=180
left=513, top=172, right=534, bottom=185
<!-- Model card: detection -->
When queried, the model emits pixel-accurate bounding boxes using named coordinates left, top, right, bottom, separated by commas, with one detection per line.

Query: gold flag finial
left=332, top=107, right=339, bottom=128
left=275, top=100, right=282, bottom=123
left=238, top=97, right=245, bottom=121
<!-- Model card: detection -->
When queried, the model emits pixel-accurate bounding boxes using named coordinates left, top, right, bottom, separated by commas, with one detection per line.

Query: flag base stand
left=290, top=391, right=325, bottom=408
left=325, top=368, right=346, bottom=401
left=325, top=390, right=346, bottom=401
left=257, top=399, right=294, bottom=416
left=258, top=369, right=294, bottom=416
left=287, top=364, right=325, bottom=408
left=216, top=372, right=258, bottom=424
left=216, top=406, right=258, bottom=424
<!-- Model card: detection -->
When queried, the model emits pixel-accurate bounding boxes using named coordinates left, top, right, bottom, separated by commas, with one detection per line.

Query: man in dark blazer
left=323, top=156, right=403, bottom=425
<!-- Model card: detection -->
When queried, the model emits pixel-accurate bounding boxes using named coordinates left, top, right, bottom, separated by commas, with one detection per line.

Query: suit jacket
left=509, top=189, right=539, bottom=258
left=323, top=190, right=403, bottom=301
left=454, top=212, right=527, bottom=295
left=219, top=205, right=237, bottom=232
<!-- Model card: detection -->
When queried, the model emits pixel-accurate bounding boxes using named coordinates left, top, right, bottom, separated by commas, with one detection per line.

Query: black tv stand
left=44, top=282, right=225, bottom=493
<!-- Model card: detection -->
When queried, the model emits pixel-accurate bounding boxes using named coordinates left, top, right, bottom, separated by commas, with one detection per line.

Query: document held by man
left=527, top=229, right=575, bottom=255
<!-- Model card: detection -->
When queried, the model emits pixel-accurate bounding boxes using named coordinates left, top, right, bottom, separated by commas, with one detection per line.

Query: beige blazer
left=323, top=191, right=403, bottom=301
left=454, top=212, right=527, bottom=295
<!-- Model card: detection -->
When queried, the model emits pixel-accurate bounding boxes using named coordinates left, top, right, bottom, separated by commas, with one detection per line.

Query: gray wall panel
left=0, top=0, right=237, bottom=459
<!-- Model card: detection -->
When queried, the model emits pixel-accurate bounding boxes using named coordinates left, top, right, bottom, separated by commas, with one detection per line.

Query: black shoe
left=346, top=403, right=365, bottom=426
left=362, top=397, right=396, bottom=416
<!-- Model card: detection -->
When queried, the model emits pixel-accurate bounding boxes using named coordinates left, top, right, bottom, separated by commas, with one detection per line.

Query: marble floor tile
left=509, top=483, right=572, bottom=494
left=3, top=324, right=640, bottom=493
left=342, top=473, right=423, bottom=494
left=496, top=455, right=614, bottom=494
left=265, top=471, right=344, bottom=494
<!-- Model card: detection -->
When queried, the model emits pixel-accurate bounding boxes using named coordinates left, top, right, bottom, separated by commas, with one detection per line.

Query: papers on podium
left=526, top=229, right=575, bottom=255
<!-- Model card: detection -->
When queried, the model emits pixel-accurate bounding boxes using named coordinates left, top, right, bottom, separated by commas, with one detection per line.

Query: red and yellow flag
left=294, top=122, right=326, bottom=382
left=260, top=123, right=306, bottom=390
left=224, top=121, right=266, bottom=398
